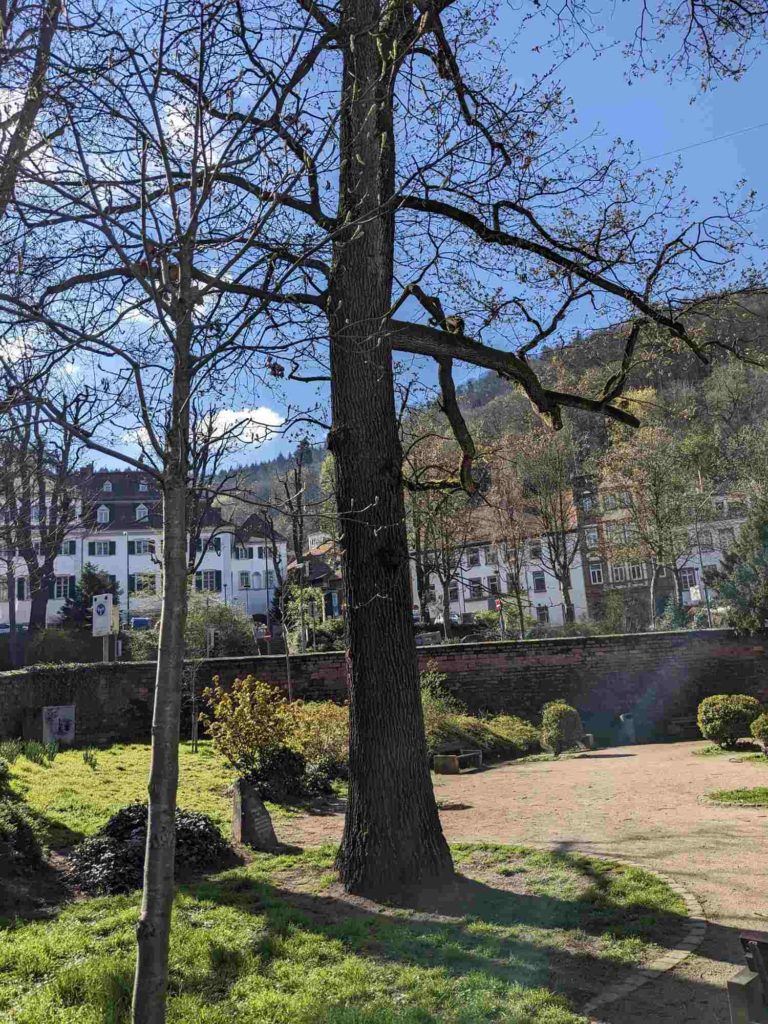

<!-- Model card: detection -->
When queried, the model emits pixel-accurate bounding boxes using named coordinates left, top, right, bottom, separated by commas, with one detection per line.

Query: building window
left=0, top=579, right=7, bottom=601
left=251, top=571, right=262, bottom=589
left=233, top=545, right=254, bottom=560
left=603, top=493, right=618, bottom=511
left=629, top=563, right=645, bottom=581
left=135, top=503, right=148, bottom=521
left=54, top=576, right=72, bottom=599
left=699, top=529, right=713, bottom=551
left=536, top=605, right=550, bottom=623
left=130, top=572, right=157, bottom=595
left=468, top=579, right=483, bottom=600
left=16, top=577, right=28, bottom=600
left=102, top=480, right=112, bottom=492
left=138, top=480, right=148, bottom=492
left=584, top=527, right=599, bottom=549
left=128, top=539, right=154, bottom=555
left=97, top=505, right=110, bottom=524
left=679, top=567, right=697, bottom=589
left=265, top=570, right=275, bottom=589
left=448, top=582, right=459, bottom=603
left=89, top=540, right=115, bottom=557
left=196, top=570, right=220, bottom=593
left=484, top=545, right=498, bottom=565
left=487, top=575, right=500, bottom=596
left=530, top=540, right=542, bottom=559
left=532, top=570, right=546, bottom=593
left=467, top=548, right=480, bottom=567
left=581, top=495, right=594, bottom=512
left=257, top=546, right=265, bottom=560
left=239, top=571, right=251, bottom=589
left=425, top=585, right=437, bottom=603
left=719, top=527, right=736, bottom=548
left=612, top=564, right=627, bottom=583
left=589, top=562, right=603, bottom=585
left=58, top=540, right=77, bottom=555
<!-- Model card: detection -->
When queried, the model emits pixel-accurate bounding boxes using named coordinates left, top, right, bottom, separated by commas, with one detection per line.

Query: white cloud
left=212, top=407, right=284, bottom=445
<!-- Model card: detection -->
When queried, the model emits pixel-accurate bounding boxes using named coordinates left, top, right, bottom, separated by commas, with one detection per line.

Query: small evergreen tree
left=58, top=563, right=121, bottom=629
left=705, top=504, right=768, bottom=633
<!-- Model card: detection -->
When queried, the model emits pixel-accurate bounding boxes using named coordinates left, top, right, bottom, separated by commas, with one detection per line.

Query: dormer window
left=138, top=480, right=148, bottom=492
left=136, top=503, right=148, bottom=521
left=102, top=480, right=113, bottom=492
left=97, top=504, right=110, bottom=524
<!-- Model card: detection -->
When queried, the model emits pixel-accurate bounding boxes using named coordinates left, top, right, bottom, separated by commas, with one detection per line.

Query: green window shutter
left=69, top=576, right=76, bottom=598
left=195, top=573, right=202, bottom=592
left=88, top=542, right=95, bottom=556
left=248, top=547, right=254, bottom=559
left=108, top=541, right=116, bottom=556
left=214, top=570, right=222, bottom=592
left=233, top=547, right=239, bottom=560
left=128, top=574, right=135, bottom=594
left=213, top=537, right=221, bottom=555
left=48, top=577, right=56, bottom=598
left=127, top=541, right=135, bottom=555
left=16, top=578, right=25, bottom=600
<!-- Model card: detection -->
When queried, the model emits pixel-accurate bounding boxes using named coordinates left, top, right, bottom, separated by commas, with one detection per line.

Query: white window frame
left=584, top=527, right=599, bottom=548
left=611, top=564, right=627, bottom=583
left=136, top=503, right=148, bottom=521
left=532, top=570, right=547, bottom=593
left=102, top=480, right=112, bottom=492
left=536, top=604, right=550, bottom=623
left=97, top=505, right=110, bottom=524
left=589, top=562, right=604, bottom=585
left=629, top=563, right=645, bottom=582
left=468, top=579, right=483, bottom=600
left=94, top=540, right=111, bottom=557
left=54, top=576, right=70, bottom=599
left=487, top=574, right=500, bottom=596
left=679, top=567, right=697, bottom=589
left=467, top=547, right=480, bottom=567
left=138, top=480, right=148, bottom=492
left=239, top=571, right=251, bottom=589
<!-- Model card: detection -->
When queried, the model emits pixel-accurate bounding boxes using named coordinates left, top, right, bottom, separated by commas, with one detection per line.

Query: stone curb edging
left=580, top=859, right=707, bottom=1023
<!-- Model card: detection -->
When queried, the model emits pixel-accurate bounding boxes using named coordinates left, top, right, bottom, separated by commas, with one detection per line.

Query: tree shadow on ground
left=187, top=848, right=721, bottom=1016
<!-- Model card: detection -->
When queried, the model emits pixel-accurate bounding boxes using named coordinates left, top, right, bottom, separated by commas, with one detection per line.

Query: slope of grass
left=707, top=786, right=768, bottom=806
left=7, top=743, right=236, bottom=848
left=0, top=844, right=688, bottom=1024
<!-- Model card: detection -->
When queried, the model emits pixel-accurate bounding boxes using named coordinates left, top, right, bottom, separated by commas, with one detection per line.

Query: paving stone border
left=581, top=859, right=707, bottom=1022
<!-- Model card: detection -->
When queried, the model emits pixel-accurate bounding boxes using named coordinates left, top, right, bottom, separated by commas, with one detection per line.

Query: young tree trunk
left=441, top=583, right=453, bottom=640
left=5, top=566, right=18, bottom=666
left=561, top=576, right=575, bottom=623
left=331, top=0, right=452, bottom=898
left=27, top=577, right=49, bottom=630
left=514, top=588, right=526, bottom=638
left=132, top=325, right=191, bottom=1024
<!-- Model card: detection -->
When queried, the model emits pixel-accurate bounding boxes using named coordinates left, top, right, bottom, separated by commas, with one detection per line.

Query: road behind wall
left=1, top=629, right=766, bottom=745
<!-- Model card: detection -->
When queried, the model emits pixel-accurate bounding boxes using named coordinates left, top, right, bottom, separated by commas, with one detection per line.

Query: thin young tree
left=0, top=2, right=317, bottom=1018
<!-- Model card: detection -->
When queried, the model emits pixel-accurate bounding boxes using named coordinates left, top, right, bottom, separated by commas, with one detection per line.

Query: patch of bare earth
left=278, top=741, right=768, bottom=1023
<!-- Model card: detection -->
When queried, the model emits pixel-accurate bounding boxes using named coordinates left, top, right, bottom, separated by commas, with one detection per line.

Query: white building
left=0, top=469, right=287, bottom=627
left=410, top=536, right=589, bottom=629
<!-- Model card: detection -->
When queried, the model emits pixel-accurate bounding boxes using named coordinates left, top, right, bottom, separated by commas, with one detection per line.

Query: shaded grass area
left=6, top=742, right=310, bottom=851
left=0, top=843, right=688, bottom=1024
left=692, top=742, right=766, bottom=761
left=707, top=786, right=768, bottom=806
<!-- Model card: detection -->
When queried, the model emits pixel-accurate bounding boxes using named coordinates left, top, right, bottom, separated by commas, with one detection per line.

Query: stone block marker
left=232, top=779, right=279, bottom=851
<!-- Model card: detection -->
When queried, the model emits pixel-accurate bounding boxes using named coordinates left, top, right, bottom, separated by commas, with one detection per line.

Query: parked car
left=0, top=623, right=27, bottom=634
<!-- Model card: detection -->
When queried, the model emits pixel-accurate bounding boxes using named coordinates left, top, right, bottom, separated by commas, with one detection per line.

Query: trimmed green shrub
left=697, top=694, right=762, bottom=749
left=249, top=745, right=307, bottom=803
left=540, top=701, right=584, bottom=756
left=750, top=712, right=768, bottom=753
left=70, top=803, right=229, bottom=894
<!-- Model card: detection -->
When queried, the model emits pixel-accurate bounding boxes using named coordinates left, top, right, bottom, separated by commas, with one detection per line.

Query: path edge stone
left=580, top=857, right=707, bottom=1023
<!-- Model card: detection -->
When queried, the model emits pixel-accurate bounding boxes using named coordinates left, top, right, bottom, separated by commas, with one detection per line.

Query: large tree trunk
left=27, top=574, right=49, bottom=630
left=132, top=326, right=191, bottom=1024
left=5, top=566, right=18, bottom=666
left=330, top=0, right=452, bottom=899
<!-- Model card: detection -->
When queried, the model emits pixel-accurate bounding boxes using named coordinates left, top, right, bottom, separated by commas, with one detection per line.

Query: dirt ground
left=280, top=741, right=768, bottom=1023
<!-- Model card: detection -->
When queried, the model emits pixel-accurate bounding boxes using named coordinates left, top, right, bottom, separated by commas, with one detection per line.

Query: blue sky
left=262, top=5, right=768, bottom=464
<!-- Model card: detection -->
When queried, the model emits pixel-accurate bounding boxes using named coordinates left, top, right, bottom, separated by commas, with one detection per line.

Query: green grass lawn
left=707, top=786, right=768, bottom=806
left=0, top=843, right=688, bottom=1024
left=693, top=742, right=767, bottom=761
left=7, top=742, right=236, bottom=848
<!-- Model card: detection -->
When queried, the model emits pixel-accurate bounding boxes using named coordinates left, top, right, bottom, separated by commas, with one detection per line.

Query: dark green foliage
left=45, top=741, right=59, bottom=763
left=82, top=747, right=98, bottom=770
left=705, top=511, right=768, bottom=634
left=70, top=803, right=229, bottom=895
left=58, top=562, right=121, bottom=630
left=22, top=741, right=48, bottom=765
left=0, top=798, right=42, bottom=871
left=305, top=616, right=345, bottom=651
left=302, top=753, right=345, bottom=794
left=0, top=758, right=10, bottom=787
left=540, top=701, right=584, bottom=756
left=249, top=746, right=307, bottom=803
left=750, top=712, right=768, bottom=752
left=698, top=694, right=762, bottom=748
left=0, top=739, right=22, bottom=764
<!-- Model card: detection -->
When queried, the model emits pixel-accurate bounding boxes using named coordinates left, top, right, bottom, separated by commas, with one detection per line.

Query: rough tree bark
left=330, top=0, right=453, bottom=897
left=131, top=309, right=192, bottom=1024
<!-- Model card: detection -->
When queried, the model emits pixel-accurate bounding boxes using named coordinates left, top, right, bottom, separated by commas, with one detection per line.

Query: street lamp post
left=123, top=531, right=129, bottom=627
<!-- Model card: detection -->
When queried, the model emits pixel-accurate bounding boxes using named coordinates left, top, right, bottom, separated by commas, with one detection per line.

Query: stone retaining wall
left=1, top=629, right=765, bottom=745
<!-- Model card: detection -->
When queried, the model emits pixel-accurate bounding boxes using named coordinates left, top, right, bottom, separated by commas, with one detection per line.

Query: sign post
left=92, top=593, right=113, bottom=662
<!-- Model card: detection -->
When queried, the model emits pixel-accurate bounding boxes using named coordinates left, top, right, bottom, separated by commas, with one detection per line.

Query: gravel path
left=280, top=741, right=768, bottom=1023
